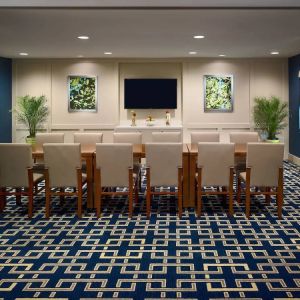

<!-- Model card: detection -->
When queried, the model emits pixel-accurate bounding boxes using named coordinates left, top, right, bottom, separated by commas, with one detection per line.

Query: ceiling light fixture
left=77, top=36, right=89, bottom=40
left=219, top=54, right=226, bottom=57
left=77, top=55, right=84, bottom=58
left=104, top=52, right=112, bottom=55
left=270, top=51, right=279, bottom=55
left=189, top=51, right=197, bottom=55
left=19, top=52, right=28, bottom=56
left=193, top=35, right=205, bottom=39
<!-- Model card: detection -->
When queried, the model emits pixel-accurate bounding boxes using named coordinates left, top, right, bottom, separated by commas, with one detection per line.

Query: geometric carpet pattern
left=0, top=162, right=300, bottom=299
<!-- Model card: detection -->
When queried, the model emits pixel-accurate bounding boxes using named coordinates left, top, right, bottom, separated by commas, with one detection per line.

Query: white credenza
left=115, top=122, right=183, bottom=143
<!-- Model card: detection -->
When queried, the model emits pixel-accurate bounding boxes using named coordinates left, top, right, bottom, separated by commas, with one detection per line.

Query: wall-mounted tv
left=124, top=78, right=177, bottom=109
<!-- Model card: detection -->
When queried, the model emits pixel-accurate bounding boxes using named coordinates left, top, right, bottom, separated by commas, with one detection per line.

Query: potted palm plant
left=253, top=96, right=288, bottom=142
left=13, top=95, right=49, bottom=144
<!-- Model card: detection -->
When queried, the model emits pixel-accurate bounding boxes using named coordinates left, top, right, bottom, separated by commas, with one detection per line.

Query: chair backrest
left=152, top=131, right=181, bottom=143
left=113, top=132, right=142, bottom=144
left=95, top=143, right=133, bottom=187
left=191, top=132, right=220, bottom=143
left=145, top=143, right=182, bottom=186
left=36, top=133, right=65, bottom=144
left=0, top=143, right=33, bottom=187
left=229, top=132, right=259, bottom=143
left=44, top=143, right=81, bottom=188
left=197, top=142, right=235, bottom=186
left=247, top=143, right=284, bottom=187
left=74, top=132, right=103, bottom=144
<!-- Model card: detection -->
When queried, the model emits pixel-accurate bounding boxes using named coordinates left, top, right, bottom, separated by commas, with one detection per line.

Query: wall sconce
left=298, top=71, right=300, bottom=77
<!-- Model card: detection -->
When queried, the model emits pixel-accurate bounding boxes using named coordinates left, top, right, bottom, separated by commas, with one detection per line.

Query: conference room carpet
left=0, top=161, right=299, bottom=299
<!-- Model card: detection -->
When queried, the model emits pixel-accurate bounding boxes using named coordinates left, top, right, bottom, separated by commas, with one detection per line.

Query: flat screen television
left=124, top=78, right=177, bottom=109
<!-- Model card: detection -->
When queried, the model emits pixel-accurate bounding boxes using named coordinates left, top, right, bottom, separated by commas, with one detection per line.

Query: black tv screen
left=124, top=78, right=177, bottom=109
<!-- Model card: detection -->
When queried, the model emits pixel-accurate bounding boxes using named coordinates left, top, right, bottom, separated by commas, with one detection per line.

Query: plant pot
left=266, top=139, right=280, bottom=143
left=26, top=136, right=36, bottom=145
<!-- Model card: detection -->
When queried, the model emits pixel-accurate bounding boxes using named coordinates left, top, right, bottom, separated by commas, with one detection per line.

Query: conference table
left=31, top=143, right=246, bottom=209
left=31, top=144, right=190, bottom=209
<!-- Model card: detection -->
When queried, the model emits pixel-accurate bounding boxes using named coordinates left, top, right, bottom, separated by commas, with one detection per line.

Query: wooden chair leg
left=134, top=181, right=138, bottom=204
left=265, top=187, right=271, bottom=205
left=245, top=168, right=251, bottom=219
left=45, top=170, right=51, bottom=218
left=229, top=168, right=234, bottom=216
left=178, top=168, right=183, bottom=218
left=237, top=176, right=241, bottom=203
left=28, top=188, right=33, bottom=219
left=277, top=167, right=284, bottom=219
left=197, top=168, right=202, bottom=217
left=16, top=188, right=22, bottom=205
left=129, top=169, right=133, bottom=218
left=77, top=169, right=82, bottom=218
left=146, top=167, right=151, bottom=219
left=60, top=187, right=64, bottom=206
left=0, top=187, right=6, bottom=212
left=94, top=168, right=101, bottom=218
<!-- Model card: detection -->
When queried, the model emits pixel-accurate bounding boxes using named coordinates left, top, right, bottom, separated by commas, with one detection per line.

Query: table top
left=32, top=143, right=189, bottom=158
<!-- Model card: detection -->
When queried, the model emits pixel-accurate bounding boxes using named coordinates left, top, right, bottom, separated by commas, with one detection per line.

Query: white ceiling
left=0, top=8, right=300, bottom=59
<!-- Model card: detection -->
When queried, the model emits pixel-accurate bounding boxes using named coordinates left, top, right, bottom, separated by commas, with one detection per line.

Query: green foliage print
left=69, top=76, right=96, bottom=111
left=204, top=75, right=233, bottom=111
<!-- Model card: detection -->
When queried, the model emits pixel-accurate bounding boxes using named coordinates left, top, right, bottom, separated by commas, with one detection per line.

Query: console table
left=115, top=123, right=183, bottom=143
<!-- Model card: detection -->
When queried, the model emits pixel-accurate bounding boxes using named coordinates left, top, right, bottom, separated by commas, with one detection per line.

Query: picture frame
left=204, top=75, right=233, bottom=112
left=68, top=75, right=97, bottom=112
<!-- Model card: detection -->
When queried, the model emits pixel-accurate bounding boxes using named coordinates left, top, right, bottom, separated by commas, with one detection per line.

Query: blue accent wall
left=0, top=57, right=12, bottom=142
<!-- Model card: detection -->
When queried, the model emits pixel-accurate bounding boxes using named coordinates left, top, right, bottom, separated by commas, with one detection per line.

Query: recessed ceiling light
left=193, top=35, right=205, bottom=39
left=270, top=51, right=279, bottom=55
left=19, top=52, right=28, bottom=56
left=77, top=55, right=84, bottom=58
left=77, top=36, right=89, bottom=40
left=219, top=54, right=226, bottom=57
left=189, top=51, right=197, bottom=55
left=104, top=52, right=112, bottom=55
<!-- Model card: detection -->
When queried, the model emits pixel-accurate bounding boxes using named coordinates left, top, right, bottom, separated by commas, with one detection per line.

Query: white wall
left=12, top=58, right=288, bottom=146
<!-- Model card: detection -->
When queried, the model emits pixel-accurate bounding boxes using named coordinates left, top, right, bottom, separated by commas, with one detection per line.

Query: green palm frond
left=253, top=96, right=288, bottom=140
left=13, top=95, right=49, bottom=137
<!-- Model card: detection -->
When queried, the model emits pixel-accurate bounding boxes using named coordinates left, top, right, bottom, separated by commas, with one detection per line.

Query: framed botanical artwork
left=204, top=75, right=233, bottom=112
left=68, top=75, right=97, bottom=112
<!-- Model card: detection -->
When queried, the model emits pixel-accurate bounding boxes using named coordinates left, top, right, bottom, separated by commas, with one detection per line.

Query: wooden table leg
left=182, top=153, right=190, bottom=207
left=188, top=153, right=197, bottom=207
left=85, top=155, right=94, bottom=209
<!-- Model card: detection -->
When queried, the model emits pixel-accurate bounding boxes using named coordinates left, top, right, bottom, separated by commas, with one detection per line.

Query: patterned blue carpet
left=0, top=162, right=300, bottom=299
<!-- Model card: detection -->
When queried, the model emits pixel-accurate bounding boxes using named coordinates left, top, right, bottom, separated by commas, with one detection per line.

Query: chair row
left=0, top=142, right=284, bottom=219
left=34, top=131, right=260, bottom=144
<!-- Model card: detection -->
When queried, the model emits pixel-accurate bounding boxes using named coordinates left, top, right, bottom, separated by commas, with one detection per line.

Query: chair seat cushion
left=33, top=172, right=45, bottom=183
left=239, top=172, right=246, bottom=182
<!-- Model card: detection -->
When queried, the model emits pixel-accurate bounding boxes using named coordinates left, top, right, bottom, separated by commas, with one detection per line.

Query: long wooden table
left=186, top=143, right=247, bottom=207
left=32, top=144, right=191, bottom=208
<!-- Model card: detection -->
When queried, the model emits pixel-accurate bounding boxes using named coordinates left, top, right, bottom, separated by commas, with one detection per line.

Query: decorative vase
left=26, top=136, right=36, bottom=145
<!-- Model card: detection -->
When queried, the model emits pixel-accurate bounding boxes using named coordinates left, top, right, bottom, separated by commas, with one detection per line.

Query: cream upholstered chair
left=229, top=131, right=260, bottom=176
left=113, top=132, right=143, bottom=188
left=36, top=133, right=65, bottom=144
left=113, top=132, right=142, bottom=144
left=237, top=143, right=284, bottom=219
left=145, top=143, right=183, bottom=218
left=229, top=132, right=259, bottom=144
left=74, top=132, right=103, bottom=144
left=94, top=143, right=138, bottom=218
left=35, top=133, right=65, bottom=166
left=0, top=143, right=44, bottom=218
left=196, top=143, right=235, bottom=216
left=152, top=131, right=181, bottom=143
left=43, top=143, right=86, bottom=218
left=191, top=132, right=220, bottom=143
